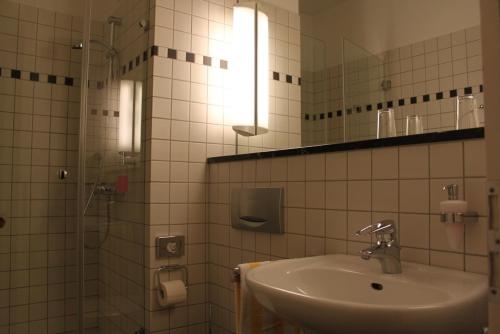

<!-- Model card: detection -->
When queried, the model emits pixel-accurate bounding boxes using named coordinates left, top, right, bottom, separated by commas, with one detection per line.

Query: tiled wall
left=0, top=1, right=85, bottom=332
left=207, top=138, right=488, bottom=333
left=302, top=25, right=485, bottom=145
left=144, top=0, right=301, bottom=332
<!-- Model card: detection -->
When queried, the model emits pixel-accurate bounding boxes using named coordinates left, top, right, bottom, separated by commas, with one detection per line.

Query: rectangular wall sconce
left=118, top=80, right=142, bottom=164
left=231, top=1, right=269, bottom=137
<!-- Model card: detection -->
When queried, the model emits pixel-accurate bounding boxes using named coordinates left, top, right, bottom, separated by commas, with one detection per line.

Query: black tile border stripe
left=272, top=71, right=301, bottom=86
left=304, top=84, right=484, bottom=120
left=207, top=127, right=484, bottom=163
left=0, top=66, right=75, bottom=86
left=158, top=46, right=229, bottom=71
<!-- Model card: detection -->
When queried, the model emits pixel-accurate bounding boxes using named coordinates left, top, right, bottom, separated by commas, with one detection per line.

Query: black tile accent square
left=377, top=102, right=383, bottom=110
left=356, top=106, right=361, bottom=113
left=387, top=101, right=393, bottom=108
left=273, top=72, right=280, bottom=80
left=305, top=114, right=309, bottom=120
left=298, top=77, right=301, bottom=85
left=29, top=72, right=39, bottom=81
left=48, top=75, right=57, bottom=84
left=151, top=45, right=159, bottom=56
left=320, top=113, right=325, bottom=119
left=398, top=98, right=405, bottom=106
left=336, top=110, right=342, bottom=117
left=220, top=59, right=228, bottom=69
left=286, top=74, right=292, bottom=83
left=450, top=89, right=457, bottom=97
left=128, top=61, right=133, bottom=71
left=64, top=77, right=73, bottom=86
left=11, top=69, right=21, bottom=79
left=436, top=92, right=443, bottom=100
left=0, top=68, right=2, bottom=76
left=186, top=52, right=195, bottom=63
left=167, top=48, right=177, bottom=59
left=103, top=110, right=108, bottom=116
left=480, top=84, right=483, bottom=92
left=366, top=104, right=372, bottom=111
left=143, top=50, right=148, bottom=61
left=113, top=111, right=119, bottom=117
left=203, top=56, right=212, bottom=66
left=423, top=94, right=430, bottom=102
left=136, top=56, right=140, bottom=66
left=464, top=86, right=472, bottom=95
left=327, top=112, right=333, bottom=118
left=410, top=96, right=417, bottom=104
left=97, top=81, right=104, bottom=89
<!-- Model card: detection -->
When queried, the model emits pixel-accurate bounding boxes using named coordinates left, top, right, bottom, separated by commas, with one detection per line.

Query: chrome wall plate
left=156, top=236, right=185, bottom=258
left=231, top=188, right=284, bottom=233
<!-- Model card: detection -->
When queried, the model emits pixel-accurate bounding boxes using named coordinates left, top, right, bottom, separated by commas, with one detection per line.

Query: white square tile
left=430, top=142, right=463, bottom=178
left=464, top=140, right=485, bottom=177
left=399, top=179, right=429, bottom=213
left=372, top=147, right=398, bottom=179
left=372, top=180, right=398, bottom=212
left=347, top=150, right=371, bottom=180
left=399, top=145, right=428, bottom=178
left=347, top=181, right=371, bottom=211
left=399, top=213, right=429, bottom=248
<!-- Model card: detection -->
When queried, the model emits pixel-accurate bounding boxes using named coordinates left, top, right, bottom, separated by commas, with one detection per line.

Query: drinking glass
left=405, top=115, right=424, bottom=135
left=456, top=95, right=480, bottom=130
left=376, top=108, right=396, bottom=139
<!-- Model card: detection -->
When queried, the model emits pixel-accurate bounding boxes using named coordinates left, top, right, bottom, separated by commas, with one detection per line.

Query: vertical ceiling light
left=231, top=1, right=269, bottom=136
left=118, top=80, right=142, bottom=164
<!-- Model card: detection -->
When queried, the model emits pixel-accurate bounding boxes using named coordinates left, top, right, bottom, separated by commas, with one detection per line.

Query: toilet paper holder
left=155, top=264, right=189, bottom=290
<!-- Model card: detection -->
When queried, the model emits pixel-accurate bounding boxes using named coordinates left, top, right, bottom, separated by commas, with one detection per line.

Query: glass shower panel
left=82, top=0, right=149, bottom=333
left=0, top=0, right=84, bottom=332
left=343, top=38, right=385, bottom=142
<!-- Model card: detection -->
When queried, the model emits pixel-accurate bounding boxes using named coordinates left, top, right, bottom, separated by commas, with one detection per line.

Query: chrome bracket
left=439, top=212, right=478, bottom=223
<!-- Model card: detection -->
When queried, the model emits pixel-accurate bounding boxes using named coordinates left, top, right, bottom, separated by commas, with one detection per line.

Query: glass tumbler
left=376, top=108, right=396, bottom=139
left=456, top=95, right=480, bottom=130
left=405, top=115, right=424, bottom=135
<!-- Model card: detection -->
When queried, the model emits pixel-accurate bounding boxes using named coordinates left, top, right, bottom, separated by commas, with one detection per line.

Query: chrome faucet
left=355, top=220, right=402, bottom=274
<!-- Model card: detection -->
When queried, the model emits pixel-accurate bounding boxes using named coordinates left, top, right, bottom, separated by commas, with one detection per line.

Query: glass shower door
left=80, top=0, right=149, bottom=332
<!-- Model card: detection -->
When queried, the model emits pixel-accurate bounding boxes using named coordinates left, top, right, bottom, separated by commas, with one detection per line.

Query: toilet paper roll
left=157, top=280, right=187, bottom=307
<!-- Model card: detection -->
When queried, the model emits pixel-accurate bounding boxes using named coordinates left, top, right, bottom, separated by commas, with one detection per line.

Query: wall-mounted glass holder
left=440, top=212, right=479, bottom=224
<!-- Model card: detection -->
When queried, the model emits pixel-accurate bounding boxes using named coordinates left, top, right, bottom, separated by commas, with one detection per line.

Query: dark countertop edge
left=207, top=128, right=485, bottom=163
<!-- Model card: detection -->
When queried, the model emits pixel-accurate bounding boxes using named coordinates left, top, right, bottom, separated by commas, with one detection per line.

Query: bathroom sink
left=246, top=254, right=487, bottom=334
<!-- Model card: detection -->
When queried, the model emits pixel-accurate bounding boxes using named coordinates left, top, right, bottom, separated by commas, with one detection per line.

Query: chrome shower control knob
left=58, top=169, right=69, bottom=180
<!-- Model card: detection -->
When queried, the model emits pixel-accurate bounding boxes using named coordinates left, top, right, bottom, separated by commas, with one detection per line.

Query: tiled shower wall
left=207, top=138, right=488, bottom=333
left=302, top=25, right=484, bottom=145
left=0, top=1, right=86, bottom=332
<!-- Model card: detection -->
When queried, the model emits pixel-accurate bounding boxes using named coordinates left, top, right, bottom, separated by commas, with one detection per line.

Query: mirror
left=300, top=0, right=483, bottom=146
left=223, top=0, right=484, bottom=157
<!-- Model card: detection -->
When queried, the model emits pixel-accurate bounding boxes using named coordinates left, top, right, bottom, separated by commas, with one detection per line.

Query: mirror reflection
left=300, top=0, right=483, bottom=146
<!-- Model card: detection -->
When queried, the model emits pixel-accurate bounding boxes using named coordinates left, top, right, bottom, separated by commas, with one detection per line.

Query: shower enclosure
left=0, top=0, right=150, bottom=332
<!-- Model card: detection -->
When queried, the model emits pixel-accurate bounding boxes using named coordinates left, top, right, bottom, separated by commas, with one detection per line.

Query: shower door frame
left=76, top=0, right=92, bottom=333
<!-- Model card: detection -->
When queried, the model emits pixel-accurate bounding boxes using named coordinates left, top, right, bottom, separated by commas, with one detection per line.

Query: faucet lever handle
left=355, top=220, right=396, bottom=236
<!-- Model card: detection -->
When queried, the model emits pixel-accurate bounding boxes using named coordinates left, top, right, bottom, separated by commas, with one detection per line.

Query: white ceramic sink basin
left=246, top=254, right=488, bottom=334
